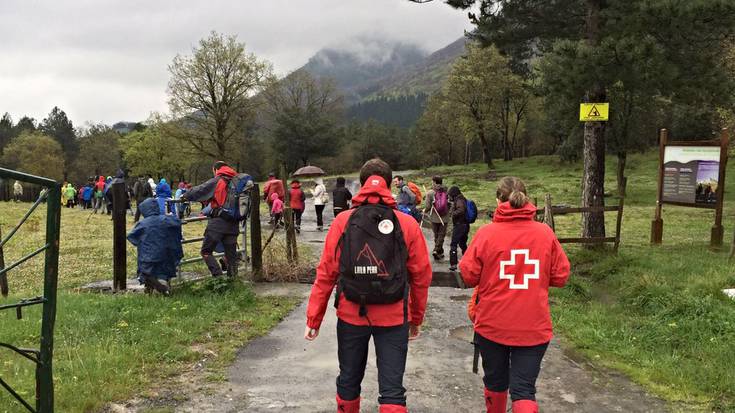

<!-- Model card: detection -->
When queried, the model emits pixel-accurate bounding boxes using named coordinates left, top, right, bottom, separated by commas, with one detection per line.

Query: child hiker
left=126, top=198, right=184, bottom=294
left=270, top=192, right=284, bottom=227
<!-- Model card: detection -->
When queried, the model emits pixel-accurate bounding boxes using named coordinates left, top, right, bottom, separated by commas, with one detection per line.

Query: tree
left=444, top=0, right=735, bottom=239
left=121, top=121, right=195, bottom=180
left=0, top=113, right=13, bottom=155
left=69, top=124, right=122, bottom=182
left=443, top=44, right=518, bottom=169
left=167, top=31, right=274, bottom=161
left=14, top=116, right=37, bottom=135
left=263, top=70, right=344, bottom=171
left=1, top=132, right=64, bottom=181
left=415, top=92, right=467, bottom=166
left=40, top=106, right=78, bottom=178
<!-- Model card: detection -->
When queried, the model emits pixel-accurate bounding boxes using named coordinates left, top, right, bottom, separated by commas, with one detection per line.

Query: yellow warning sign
left=579, top=103, right=609, bottom=122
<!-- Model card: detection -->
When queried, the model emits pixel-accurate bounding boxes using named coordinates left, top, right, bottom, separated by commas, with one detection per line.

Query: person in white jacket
left=311, top=178, right=328, bottom=231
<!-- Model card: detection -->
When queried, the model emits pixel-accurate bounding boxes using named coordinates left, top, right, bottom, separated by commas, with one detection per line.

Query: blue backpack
left=465, top=199, right=478, bottom=224
left=220, top=173, right=254, bottom=222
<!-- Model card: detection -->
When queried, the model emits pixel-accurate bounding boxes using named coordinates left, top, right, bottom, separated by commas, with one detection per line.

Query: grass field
left=0, top=204, right=301, bottom=412
left=409, top=151, right=735, bottom=411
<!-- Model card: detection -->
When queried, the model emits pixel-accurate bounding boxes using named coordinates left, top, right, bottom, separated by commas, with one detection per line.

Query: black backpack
left=334, top=204, right=409, bottom=320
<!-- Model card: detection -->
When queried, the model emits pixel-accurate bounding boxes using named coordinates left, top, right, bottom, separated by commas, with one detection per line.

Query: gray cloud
left=0, top=0, right=472, bottom=125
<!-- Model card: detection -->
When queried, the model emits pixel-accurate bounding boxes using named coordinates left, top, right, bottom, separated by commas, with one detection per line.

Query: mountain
left=300, top=36, right=469, bottom=127
left=367, top=36, right=468, bottom=99
left=301, top=38, right=428, bottom=104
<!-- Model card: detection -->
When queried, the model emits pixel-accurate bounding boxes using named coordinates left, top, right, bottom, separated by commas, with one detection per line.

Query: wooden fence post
left=651, top=129, right=667, bottom=244
left=250, top=184, right=263, bottom=281
left=111, top=181, right=127, bottom=291
left=543, top=194, right=555, bottom=231
left=0, top=225, right=7, bottom=297
left=280, top=166, right=298, bottom=264
left=613, top=177, right=627, bottom=252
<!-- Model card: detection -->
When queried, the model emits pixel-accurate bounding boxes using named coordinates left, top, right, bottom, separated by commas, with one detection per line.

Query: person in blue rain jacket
left=126, top=198, right=183, bottom=294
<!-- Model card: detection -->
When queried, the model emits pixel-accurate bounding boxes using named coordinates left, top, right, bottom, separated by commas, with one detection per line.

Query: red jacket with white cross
left=306, top=175, right=433, bottom=329
left=459, top=201, right=570, bottom=346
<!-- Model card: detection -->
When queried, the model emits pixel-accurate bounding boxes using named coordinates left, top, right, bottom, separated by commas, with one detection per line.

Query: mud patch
left=449, top=325, right=474, bottom=342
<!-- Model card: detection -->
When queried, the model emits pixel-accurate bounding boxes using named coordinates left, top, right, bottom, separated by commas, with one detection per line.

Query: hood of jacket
left=351, top=176, right=396, bottom=208
left=492, top=201, right=536, bottom=223
left=270, top=192, right=280, bottom=202
left=215, top=166, right=237, bottom=179
left=138, top=198, right=160, bottom=218
left=290, top=181, right=301, bottom=189
left=447, top=186, right=462, bottom=199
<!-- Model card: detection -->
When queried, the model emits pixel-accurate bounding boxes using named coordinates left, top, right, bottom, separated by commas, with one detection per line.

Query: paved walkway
left=173, top=190, right=669, bottom=412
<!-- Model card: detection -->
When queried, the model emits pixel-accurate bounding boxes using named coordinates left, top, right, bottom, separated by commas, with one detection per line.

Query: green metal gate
left=0, top=167, right=61, bottom=413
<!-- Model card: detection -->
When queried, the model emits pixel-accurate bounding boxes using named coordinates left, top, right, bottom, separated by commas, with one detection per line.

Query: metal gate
left=0, top=167, right=61, bottom=413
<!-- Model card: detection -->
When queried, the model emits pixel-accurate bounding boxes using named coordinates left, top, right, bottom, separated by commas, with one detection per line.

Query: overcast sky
left=0, top=0, right=473, bottom=126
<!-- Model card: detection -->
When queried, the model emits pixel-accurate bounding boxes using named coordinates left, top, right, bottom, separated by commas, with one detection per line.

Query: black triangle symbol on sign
left=588, top=105, right=601, bottom=117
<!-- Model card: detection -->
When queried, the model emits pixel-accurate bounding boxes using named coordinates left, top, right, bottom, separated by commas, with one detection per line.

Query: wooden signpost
left=651, top=128, right=729, bottom=247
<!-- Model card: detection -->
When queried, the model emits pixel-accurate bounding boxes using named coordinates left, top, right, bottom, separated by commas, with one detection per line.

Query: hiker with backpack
left=459, top=177, right=570, bottom=413
left=304, top=158, right=432, bottom=413
left=289, top=179, right=306, bottom=233
left=133, top=175, right=154, bottom=222
left=393, top=175, right=421, bottom=222
left=181, top=161, right=252, bottom=278
left=423, top=176, right=449, bottom=260
left=332, top=176, right=352, bottom=217
left=447, top=186, right=471, bottom=271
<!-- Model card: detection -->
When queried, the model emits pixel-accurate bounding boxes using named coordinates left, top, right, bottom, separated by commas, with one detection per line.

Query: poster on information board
left=662, top=146, right=721, bottom=206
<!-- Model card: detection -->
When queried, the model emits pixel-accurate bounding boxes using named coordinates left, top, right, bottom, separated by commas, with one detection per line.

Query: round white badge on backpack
left=378, top=219, right=394, bottom=235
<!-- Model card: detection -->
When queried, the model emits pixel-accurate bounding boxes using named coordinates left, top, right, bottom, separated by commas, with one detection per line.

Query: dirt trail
left=170, top=195, right=669, bottom=412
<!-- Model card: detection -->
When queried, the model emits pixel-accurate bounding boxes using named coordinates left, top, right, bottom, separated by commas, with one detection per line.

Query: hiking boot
left=378, top=404, right=407, bottom=413
left=219, top=258, right=228, bottom=272
left=143, top=276, right=171, bottom=295
left=317, top=226, right=323, bottom=232
left=449, top=265, right=457, bottom=271
left=336, top=395, right=360, bottom=413
left=512, top=399, right=538, bottom=413
left=484, top=388, right=508, bottom=413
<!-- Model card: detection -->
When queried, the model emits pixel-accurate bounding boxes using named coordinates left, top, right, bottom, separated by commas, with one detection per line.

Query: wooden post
left=614, top=177, right=627, bottom=252
left=250, top=183, right=263, bottom=281
left=111, top=180, right=127, bottom=291
left=0, top=224, right=8, bottom=297
left=280, top=165, right=296, bottom=263
left=543, top=194, right=555, bottom=231
left=711, top=128, right=729, bottom=248
left=651, top=128, right=667, bottom=244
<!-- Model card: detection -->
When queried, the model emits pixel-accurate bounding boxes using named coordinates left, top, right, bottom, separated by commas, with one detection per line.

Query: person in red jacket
left=263, top=172, right=285, bottom=223
left=305, top=158, right=433, bottom=413
left=289, top=180, right=306, bottom=233
left=459, top=176, right=570, bottom=413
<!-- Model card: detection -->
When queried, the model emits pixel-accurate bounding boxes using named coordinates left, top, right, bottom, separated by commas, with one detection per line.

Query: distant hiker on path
left=133, top=175, right=154, bottom=222
left=13, top=180, right=23, bottom=202
left=289, top=179, right=305, bottom=233
left=423, top=175, right=449, bottom=260
left=263, top=172, right=285, bottom=224
left=181, top=161, right=240, bottom=278
left=63, top=183, right=76, bottom=208
left=332, top=176, right=352, bottom=217
left=270, top=192, right=284, bottom=228
left=155, top=178, right=172, bottom=215
left=127, top=198, right=183, bottom=295
left=447, top=186, right=469, bottom=271
left=305, top=158, right=432, bottom=413
left=460, top=176, right=570, bottom=413
left=312, top=177, right=328, bottom=231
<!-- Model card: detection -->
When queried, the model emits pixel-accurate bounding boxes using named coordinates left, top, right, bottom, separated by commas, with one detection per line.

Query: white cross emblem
left=499, top=249, right=540, bottom=290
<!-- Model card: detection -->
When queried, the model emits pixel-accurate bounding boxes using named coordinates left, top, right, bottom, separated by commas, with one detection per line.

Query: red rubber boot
left=378, top=404, right=408, bottom=413
left=484, top=388, right=508, bottom=413
left=336, top=395, right=360, bottom=413
left=512, top=399, right=538, bottom=413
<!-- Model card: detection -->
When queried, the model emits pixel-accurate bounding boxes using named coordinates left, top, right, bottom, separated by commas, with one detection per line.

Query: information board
left=662, top=146, right=721, bottom=206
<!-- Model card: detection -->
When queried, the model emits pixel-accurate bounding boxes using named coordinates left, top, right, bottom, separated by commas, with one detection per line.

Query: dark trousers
left=336, top=319, right=408, bottom=406
left=449, top=222, right=469, bottom=266
left=476, top=333, right=549, bottom=402
left=293, top=208, right=304, bottom=228
left=333, top=207, right=346, bottom=217
left=431, top=222, right=447, bottom=256
left=315, top=204, right=325, bottom=228
left=200, top=229, right=238, bottom=277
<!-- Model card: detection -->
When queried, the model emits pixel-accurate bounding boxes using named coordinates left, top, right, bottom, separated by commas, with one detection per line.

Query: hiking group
left=305, top=159, right=570, bottom=413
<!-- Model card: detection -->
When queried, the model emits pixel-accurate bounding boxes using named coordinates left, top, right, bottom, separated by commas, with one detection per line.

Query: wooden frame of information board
left=651, top=128, right=729, bottom=247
